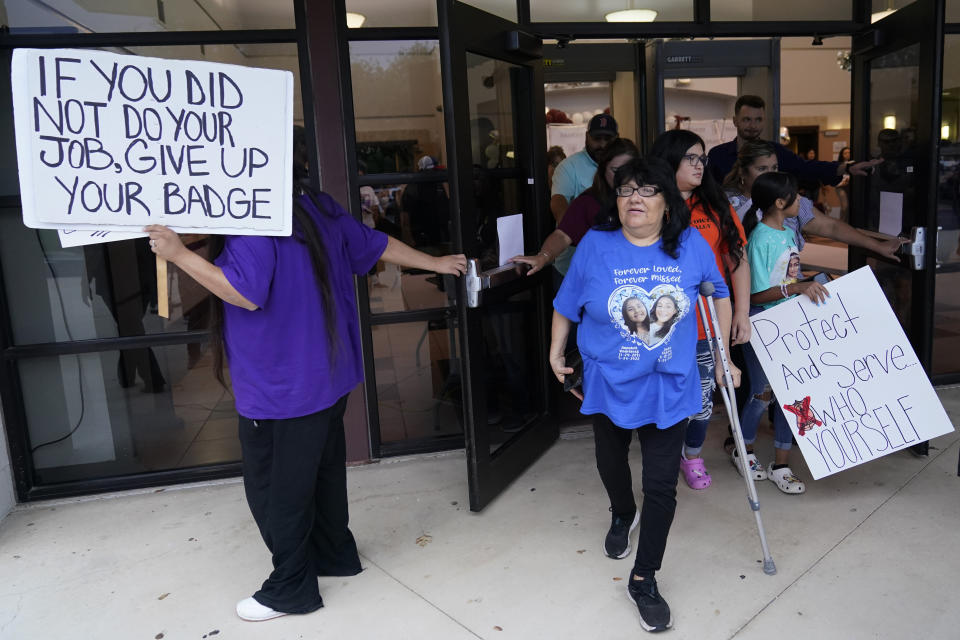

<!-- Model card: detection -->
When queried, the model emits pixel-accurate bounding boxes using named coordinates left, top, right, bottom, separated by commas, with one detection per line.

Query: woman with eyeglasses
left=649, top=129, right=748, bottom=491
left=549, top=157, right=733, bottom=633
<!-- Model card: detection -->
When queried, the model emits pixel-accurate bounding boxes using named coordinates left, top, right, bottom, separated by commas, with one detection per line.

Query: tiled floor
left=1, top=389, right=957, bottom=639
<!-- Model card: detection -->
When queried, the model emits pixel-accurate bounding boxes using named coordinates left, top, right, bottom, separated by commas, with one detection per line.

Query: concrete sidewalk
left=1, top=389, right=958, bottom=640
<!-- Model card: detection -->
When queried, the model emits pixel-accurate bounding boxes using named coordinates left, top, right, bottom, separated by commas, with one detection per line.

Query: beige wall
left=780, top=37, right=852, bottom=131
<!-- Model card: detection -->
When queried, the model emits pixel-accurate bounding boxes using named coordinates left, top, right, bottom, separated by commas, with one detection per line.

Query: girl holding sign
left=145, top=151, right=467, bottom=621
left=739, top=172, right=830, bottom=494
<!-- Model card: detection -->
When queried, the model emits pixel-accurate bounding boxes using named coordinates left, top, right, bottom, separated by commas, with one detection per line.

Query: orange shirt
left=687, top=196, right=747, bottom=341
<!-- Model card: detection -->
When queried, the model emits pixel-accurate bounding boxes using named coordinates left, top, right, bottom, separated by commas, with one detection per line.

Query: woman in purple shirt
left=145, top=149, right=466, bottom=622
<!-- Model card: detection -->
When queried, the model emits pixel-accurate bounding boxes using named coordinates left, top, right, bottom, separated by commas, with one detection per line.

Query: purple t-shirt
left=215, top=192, right=388, bottom=419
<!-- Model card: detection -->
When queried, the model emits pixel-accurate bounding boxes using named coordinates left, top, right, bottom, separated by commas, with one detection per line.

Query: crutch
left=697, top=281, right=776, bottom=575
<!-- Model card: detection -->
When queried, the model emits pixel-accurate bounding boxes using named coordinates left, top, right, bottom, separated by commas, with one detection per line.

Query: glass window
left=372, top=320, right=462, bottom=444
left=20, top=346, right=238, bottom=485
left=530, top=1, right=693, bottom=22
left=950, top=0, right=960, bottom=21
left=870, top=1, right=912, bottom=23
left=362, top=182, right=456, bottom=312
left=0, top=210, right=217, bottom=345
left=343, top=0, right=515, bottom=28
left=934, top=34, right=960, bottom=377
left=713, top=0, right=852, bottom=20
left=346, top=0, right=437, bottom=28
left=350, top=41, right=446, bottom=172
left=2, top=0, right=294, bottom=33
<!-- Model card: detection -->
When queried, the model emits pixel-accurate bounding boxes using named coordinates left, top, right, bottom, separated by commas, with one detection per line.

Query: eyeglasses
left=615, top=185, right=662, bottom=198
left=682, top=153, right=709, bottom=167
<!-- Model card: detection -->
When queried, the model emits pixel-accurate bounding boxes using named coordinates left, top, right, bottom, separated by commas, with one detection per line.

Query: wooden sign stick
left=156, top=255, right=169, bottom=318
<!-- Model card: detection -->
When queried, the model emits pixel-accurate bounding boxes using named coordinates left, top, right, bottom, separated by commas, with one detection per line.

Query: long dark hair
left=651, top=294, right=680, bottom=338
left=621, top=296, right=650, bottom=336
left=743, top=171, right=798, bottom=238
left=650, top=129, right=743, bottom=271
left=207, top=125, right=339, bottom=388
left=722, top=140, right=777, bottom=192
left=597, top=157, right=689, bottom=258
left=586, top=137, right=640, bottom=208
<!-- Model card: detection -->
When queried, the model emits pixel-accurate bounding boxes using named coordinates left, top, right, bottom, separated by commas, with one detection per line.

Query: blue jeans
left=739, top=341, right=793, bottom=451
left=683, top=339, right=715, bottom=457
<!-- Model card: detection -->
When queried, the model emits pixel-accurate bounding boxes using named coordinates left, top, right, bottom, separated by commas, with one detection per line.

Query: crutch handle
left=699, top=281, right=716, bottom=297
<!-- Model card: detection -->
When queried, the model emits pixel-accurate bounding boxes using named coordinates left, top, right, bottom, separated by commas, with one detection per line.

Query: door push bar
left=464, top=258, right=529, bottom=308
left=900, top=226, right=925, bottom=271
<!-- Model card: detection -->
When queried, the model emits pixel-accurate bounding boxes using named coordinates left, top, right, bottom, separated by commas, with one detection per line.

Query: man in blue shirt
left=550, top=114, right=618, bottom=275
left=707, top=95, right=880, bottom=185
left=551, top=113, right=618, bottom=223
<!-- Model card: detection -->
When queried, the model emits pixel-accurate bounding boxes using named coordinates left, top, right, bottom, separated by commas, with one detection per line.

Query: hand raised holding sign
left=144, top=224, right=187, bottom=261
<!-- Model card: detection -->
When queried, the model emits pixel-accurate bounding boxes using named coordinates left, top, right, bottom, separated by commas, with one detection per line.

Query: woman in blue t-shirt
left=739, top=172, right=830, bottom=495
left=550, top=157, right=734, bottom=633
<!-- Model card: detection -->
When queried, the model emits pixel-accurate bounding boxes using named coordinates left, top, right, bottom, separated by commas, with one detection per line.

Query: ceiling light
left=346, top=12, right=365, bottom=28
left=604, top=9, right=657, bottom=22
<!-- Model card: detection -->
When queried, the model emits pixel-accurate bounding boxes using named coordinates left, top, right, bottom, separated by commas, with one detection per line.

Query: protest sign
left=748, top=266, right=954, bottom=480
left=12, top=48, right=293, bottom=241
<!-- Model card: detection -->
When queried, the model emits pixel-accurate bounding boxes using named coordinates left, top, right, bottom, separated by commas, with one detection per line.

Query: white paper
left=497, top=213, right=524, bottom=267
left=12, top=48, right=293, bottom=238
left=747, top=267, right=954, bottom=480
left=878, top=191, right=903, bottom=236
left=58, top=229, right=146, bottom=247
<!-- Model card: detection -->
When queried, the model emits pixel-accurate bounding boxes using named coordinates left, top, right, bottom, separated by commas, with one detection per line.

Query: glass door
left=850, top=0, right=946, bottom=383
left=438, top=0, right=557, bottom=511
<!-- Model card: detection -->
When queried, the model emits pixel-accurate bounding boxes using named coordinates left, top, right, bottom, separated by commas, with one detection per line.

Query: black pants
left=593, top=414, right=687, bottom=577
left=238, top=395, right=362, bottom=613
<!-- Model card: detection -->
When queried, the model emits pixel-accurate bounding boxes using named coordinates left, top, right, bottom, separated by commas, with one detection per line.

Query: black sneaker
left=627, top=576, right=672, bottom=632
left=603, top=508, right=639, bottom=559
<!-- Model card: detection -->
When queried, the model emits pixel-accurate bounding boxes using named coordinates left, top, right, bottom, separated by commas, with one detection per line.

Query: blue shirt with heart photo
left=554, top=226, right=728, bottom=430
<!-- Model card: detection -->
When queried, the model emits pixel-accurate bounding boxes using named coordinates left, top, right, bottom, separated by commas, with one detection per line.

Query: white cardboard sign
left=748, top=266, right=954, bottom=479
left=12, top=48, right=293, bottom=241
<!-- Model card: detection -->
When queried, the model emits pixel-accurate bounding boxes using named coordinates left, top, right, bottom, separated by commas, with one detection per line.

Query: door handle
left=899, top=226, right=925, bottom=270
left=464, top=258, right=530, bottom=308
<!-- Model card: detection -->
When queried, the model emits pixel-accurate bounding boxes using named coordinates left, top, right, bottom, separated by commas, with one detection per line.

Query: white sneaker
left=236, top=597, right=287, bottom=622
left=731, top=450, right=767, bottom=481
left=768, top=464, right=806, bottom=494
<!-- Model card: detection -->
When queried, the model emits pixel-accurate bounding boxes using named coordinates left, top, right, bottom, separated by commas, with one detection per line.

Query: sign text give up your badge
left=748, top=266, right=953, bottom=479
left=12, top=48, right=293, bottom=236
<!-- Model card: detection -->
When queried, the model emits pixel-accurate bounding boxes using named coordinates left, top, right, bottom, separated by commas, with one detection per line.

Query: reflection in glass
left=362, top=182, right=456, bottom=313
left=20, top=345, right=238, bottom=486
left=3, top=0, right=294, bottom=32
left=480, top=289, right=544, bottom=455
left=934, top=36, right=960, bottom=377
left=933, top=273, right=960, bottom=376
left=864, top=45, right=919, bottom=237
left=372, top=320, right=462, bottom=444
left=0, top=209, right=216, bottom=346
left=467, top=54, right=520, bottom=171
left=350, top=41, right=445, bottom=173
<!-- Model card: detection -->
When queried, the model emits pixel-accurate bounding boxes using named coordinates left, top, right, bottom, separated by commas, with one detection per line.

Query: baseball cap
left=587, top=114, right=618, bottom=137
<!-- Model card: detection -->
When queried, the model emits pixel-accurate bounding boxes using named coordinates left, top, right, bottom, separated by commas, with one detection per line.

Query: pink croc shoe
left=679, top=456, right=712, bottom=490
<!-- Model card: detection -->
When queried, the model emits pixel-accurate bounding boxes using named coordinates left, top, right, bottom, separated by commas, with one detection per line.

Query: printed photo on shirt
left=609, top=283, right=690, bottom=351
left=769, top=246, right=801, bottom=286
